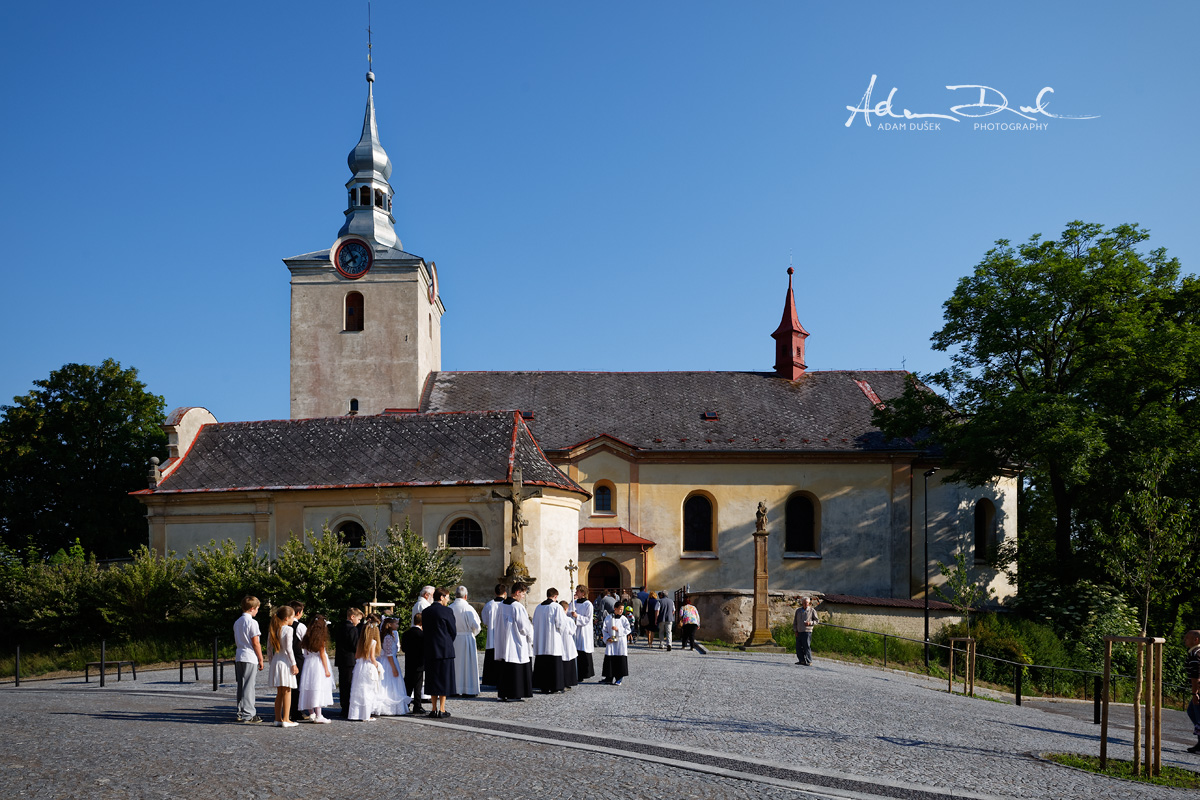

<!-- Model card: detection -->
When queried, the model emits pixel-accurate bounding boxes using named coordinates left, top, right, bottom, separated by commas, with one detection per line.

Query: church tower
left=772, top=266, right=809, bottom=380
left=286, top=71, right=443, bottom=419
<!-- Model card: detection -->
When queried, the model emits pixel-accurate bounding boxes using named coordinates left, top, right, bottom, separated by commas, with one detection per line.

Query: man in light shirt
left=412, top=585, right=434, bottom=626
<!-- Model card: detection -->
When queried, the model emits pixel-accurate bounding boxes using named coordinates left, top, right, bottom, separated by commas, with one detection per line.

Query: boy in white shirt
left=233, top=595, right=265, bottom=723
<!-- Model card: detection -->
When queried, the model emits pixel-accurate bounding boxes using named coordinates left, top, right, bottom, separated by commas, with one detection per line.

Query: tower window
left=348, top=188, right=355, bottom=209
left=447, top=517, right=484, bottom=548
left=374, top=189, right=384, bottom=208
left=345, top=292, right=364, bottom=332
left=683, top=493, right=714, bottom=552
left=359, top=186, right=371, bottom=206
left=348, top=398, right=359, bottom=415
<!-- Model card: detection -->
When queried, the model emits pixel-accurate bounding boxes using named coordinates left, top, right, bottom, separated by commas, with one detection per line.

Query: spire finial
left=367, top=0, right=374, bottom=78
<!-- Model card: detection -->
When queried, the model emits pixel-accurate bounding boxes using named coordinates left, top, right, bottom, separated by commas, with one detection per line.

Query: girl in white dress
left=298, top=613, right=334, bottom=723
left=601, top=610, right=631, bottom=686
left=267, top=605, right=300, bottom=727
left=348, top=621, right=383, bottom=721
left=377, top=618, right=410, bottom=715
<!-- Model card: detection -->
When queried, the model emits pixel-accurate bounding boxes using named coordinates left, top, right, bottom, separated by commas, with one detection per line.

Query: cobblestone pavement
left=1, top=645, right=1196, bottom=799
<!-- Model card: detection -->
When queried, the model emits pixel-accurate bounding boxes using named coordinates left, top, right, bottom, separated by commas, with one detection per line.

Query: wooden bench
left=84, top=660, right=136, bottom=683
left=179, top=658, right=236, bottom=683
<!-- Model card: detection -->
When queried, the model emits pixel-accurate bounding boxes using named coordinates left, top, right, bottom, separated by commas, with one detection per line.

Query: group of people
left=594, top=588, right=699, bottom=652
left=233, top=583, right=714, bottom=726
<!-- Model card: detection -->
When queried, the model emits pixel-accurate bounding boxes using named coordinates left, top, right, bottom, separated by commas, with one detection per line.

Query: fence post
left=100, top=639, right=106, bottom=688
left=212, top=637, right=219, bottom=692
left=1014, top=663, right=1022, bottom=706
left=883, top=635, right=888, bottom=668
left=1093, top=676, right=1101, bottom=724
left=14, top=646, right=19, bottom=688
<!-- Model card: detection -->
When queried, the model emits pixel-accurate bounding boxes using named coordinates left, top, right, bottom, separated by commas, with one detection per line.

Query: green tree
left=274, top=527, right=357, bottom=618
left=351, top=519, right=462, bottom=606
left=185, top=539, right=274, bottom=636
left=8, top=540, right=107, bottom=644
left=876, top=221, right=1198, bottom=583
left=935, top=552, right=995, bottom=637
left=0, top=360, right=167, bottom=558
left=1103, top=452, right=1194, bottom=635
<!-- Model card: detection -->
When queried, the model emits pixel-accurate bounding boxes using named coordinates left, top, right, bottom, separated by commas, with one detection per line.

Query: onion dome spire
left=772, top=267, right=810, bottom=379
left=337, top=70, right=400, bottom=249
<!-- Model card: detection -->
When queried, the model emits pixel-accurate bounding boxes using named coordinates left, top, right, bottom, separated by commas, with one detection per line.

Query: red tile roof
left=578, top=527, right=656, bottom=547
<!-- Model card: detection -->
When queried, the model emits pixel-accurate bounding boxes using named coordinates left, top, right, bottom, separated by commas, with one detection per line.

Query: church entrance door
left=587, top=561, right=620, bottom=601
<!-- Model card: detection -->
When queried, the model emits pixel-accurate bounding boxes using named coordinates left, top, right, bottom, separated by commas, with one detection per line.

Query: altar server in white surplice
left=558, top=600, right=579, bottom=688
left=532, top=588, right=571, bottom=694
left=480, top=584, right=506, bottom=688
left=569, top=585, right=596, bottom=681
left=494, top=583, right=534, bottom=701
left=601, top=610, right=631, bottom=685
left=450, top=585, right=482, bottom=696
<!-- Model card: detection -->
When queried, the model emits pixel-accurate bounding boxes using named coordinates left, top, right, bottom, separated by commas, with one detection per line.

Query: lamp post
left=923, top=467, right=939, bottom=668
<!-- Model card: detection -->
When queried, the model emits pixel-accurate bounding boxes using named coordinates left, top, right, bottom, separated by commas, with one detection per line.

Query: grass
left=1, top=638, right=234, bottom=681
left=1044, top=752, right=1200, bottom=789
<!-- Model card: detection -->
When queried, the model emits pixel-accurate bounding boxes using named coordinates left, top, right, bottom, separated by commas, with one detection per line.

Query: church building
left=136, top=70, right=1017, bottom=620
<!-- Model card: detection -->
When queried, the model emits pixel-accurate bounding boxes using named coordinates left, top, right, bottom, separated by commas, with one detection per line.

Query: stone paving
left=1, top=643, right=1196, bottom=799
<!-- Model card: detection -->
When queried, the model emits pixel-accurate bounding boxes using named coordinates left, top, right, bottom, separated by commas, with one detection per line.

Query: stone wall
left=686, top=589, right=963, bottom=644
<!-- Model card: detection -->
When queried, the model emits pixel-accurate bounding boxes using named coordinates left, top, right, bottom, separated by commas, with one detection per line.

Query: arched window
left=447, top=517, right=483, bottom=548
left=348, top=188, right=355, bottom=209
left=348, top=398, right=359, bottom=415
left=683, top=494, right=713, bottom=552
left=785, top=493, right=818, bottom=553
left=593, top=484, right=613, bottom=514
left=974, top=499, right=996, bottom=563
left=374, top=188, right=385, bottom=208
left=345, top=292, right=364, bottom=331
left=336, top=520, right=365, bottom=549
left=359, top=186, right=371, bottom=206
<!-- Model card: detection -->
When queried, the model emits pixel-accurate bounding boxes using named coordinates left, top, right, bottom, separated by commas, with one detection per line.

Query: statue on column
left=492, top=465, right=542, bottom=586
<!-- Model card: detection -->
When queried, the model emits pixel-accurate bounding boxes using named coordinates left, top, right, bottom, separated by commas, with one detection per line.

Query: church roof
left=421, top=370, right=920, bottom=454
left=579, top=527, right=656, bottom=547
left=139, top=411, right=584, bottom=496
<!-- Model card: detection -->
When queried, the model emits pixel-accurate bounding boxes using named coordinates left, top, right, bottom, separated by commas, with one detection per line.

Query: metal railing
left=814, top=622, right=1191, bottom=713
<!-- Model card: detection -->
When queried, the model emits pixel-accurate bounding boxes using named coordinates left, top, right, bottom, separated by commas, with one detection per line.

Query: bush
left=98, top=545, right=188, bottom=640
left=274, top=527, right=357, bottom=620
left=185, top=539, right=273, bottom=638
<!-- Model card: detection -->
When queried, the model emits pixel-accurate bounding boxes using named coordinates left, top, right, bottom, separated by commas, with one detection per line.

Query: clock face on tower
left=332, top=237, right=373, bottom=279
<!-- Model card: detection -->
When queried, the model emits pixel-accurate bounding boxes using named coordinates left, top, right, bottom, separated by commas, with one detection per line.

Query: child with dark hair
left=298, top=614, right=333, bottom=723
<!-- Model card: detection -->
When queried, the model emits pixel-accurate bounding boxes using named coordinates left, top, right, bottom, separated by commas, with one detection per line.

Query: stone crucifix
left=492, top=465, right=542, bottom=582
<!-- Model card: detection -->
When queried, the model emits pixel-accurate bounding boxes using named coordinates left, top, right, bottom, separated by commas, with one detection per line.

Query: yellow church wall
left=521, top=492, right=584, bottom=599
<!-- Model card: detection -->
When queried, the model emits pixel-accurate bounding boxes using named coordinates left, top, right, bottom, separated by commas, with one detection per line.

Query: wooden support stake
left=1155, top=641, right=1163, bottom=776
left=1100, top=639, right=1111, bottom=769
left=1132, top=642, right=1142, bottom=774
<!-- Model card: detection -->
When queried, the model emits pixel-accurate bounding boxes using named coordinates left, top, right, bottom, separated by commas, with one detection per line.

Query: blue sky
left=2, top=2, right=1197, bottom=422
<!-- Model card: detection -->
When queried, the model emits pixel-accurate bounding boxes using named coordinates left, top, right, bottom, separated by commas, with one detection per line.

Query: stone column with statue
left=492, top=465, right=541, bottom=589
left=745, top=500, right=776, bottom=647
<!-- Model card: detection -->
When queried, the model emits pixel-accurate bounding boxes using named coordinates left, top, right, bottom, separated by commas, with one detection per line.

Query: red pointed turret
left=772, top=267, right=809, bottom=380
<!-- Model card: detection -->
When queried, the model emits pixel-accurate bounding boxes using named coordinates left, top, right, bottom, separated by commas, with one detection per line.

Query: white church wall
left=522, top=492, right=583, bottom=604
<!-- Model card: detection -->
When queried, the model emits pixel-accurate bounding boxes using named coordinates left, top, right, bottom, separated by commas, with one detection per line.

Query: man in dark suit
left=334, top=607, right=363, bottom=718
left=421, top=587, right=458, bottom=718
left=401, top=614, right=426, bottom=714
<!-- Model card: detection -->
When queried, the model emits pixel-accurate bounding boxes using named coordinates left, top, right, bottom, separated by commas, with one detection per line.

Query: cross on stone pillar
left=492, top=465, right=542, bottom=586
left=745, top=501, right=776, bottom=647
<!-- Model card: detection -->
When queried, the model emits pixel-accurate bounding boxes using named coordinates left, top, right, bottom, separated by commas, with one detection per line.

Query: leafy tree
left=186, top=539, right=273, bottom=636
left=1103, top=452, right=1194, bottom=635
left=935, top=552, right=995, bottom=637
left=350, top=519, right=462, bottom=606
left=98, top=545, right=188, bottom=639
left=274, top=527, right=357, bottom=619
left=0, top=360, right=167, bottom=558
left=876, top=222, right=1198, bottom=583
